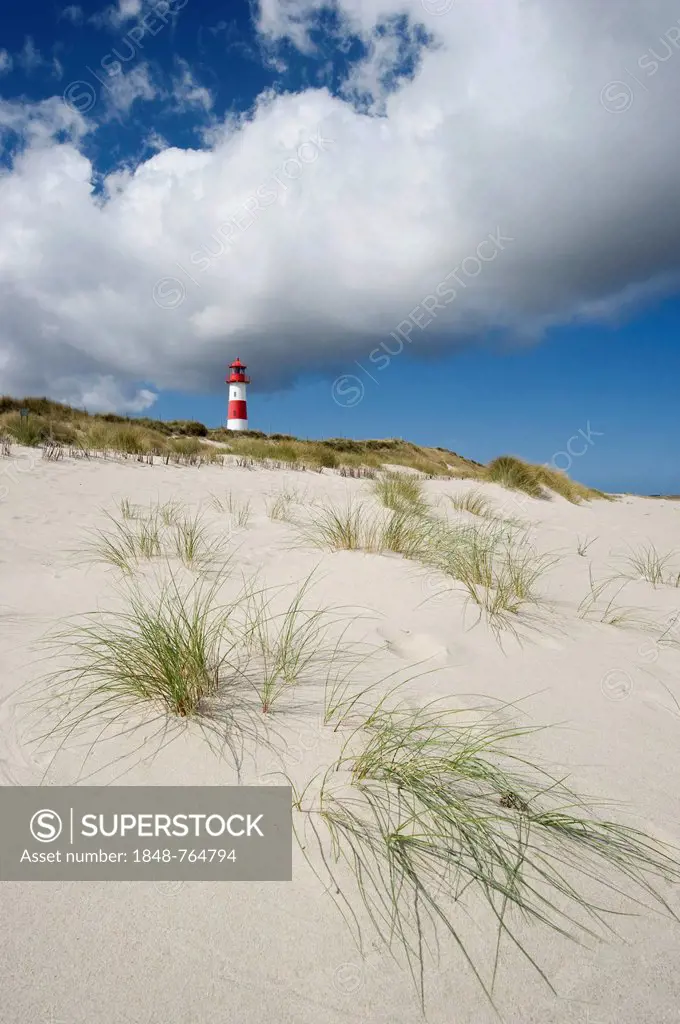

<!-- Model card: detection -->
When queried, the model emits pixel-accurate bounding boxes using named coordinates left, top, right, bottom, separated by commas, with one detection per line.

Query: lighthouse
left=226, top=357, right=250, bottom=431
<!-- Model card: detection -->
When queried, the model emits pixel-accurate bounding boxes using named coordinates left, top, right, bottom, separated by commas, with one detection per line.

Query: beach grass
left=485, top=455, right=608, bottom=504
left=449, top=489, right=494, bottom=517
left=295, top=698, right=680, bottom=1011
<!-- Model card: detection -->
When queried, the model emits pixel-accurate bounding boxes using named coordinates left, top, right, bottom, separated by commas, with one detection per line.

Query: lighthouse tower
left=226, top=357, right=250, bottom=431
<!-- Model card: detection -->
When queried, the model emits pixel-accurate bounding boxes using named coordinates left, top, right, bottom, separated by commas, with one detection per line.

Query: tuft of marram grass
left=238, top=575, right=341, bottom=714
left=577, top=569, right=653, bottom=629
left=294, top=699, right=680, bottom=1012
left=486, top=456, right=608, bottom=504
left=119, top=498, right=139, bottom=520
left=210, top=492, right=252, bottom=528
left=298, top=499, right=437, bottom=560
left=621, top=544, right=677, bottom=587
left=36, top=571, right=238, bottom=726
left=85, top=511, right=163, bottom=572
left=173, top=512, right=218, bottom=568
left=374, top=471, right=426, bottom=513
left=298, top=500, right=382, bottom=552
left=424, top=519, right=553, bottom=621
left=265, top=486, right=302, bottom=522
left=449, top=489, right=493, bottom=517
left=153, top=499, right=184, bottom=526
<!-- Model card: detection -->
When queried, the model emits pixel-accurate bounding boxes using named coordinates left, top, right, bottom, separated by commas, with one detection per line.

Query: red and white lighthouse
left=226, top=357, right=250, bottom=431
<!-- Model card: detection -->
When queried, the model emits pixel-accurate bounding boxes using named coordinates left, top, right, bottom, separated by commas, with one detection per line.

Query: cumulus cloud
left=2, top=0, right=680, bottom=409
left=0, top=50, right=12, bottom=76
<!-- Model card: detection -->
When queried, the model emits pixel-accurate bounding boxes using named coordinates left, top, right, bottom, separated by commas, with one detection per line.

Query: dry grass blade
left=576, top=535, right=597, bottom=557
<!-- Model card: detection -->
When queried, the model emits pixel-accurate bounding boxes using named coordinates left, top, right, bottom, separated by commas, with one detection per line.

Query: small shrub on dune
left=308, top=445, right=338, bottom=469
left=296, top=699, right=680, bottom=1011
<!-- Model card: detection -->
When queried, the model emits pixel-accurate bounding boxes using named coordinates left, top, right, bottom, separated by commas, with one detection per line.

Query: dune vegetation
left=6, top=422, right=678, bottom=1021
left=0, top=395, right=610, bottom=503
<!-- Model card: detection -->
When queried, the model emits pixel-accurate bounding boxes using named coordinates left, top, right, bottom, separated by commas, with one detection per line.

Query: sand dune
left=1, top=444, right=680, bottom=1024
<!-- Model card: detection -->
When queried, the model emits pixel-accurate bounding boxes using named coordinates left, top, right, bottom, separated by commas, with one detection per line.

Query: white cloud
left=90, top=0, right=182, bottom=32
left=0, top=96, right=89, bottom=147
left=60, top=5, right=84, bottom=25
left=16, top=37, right=46, bottom=75
left=2, top=0, right=680, bottom=409
left=102, top=63, right=160, bottom=118
left=90, top=0, right=143, bottom=30
left=56, top=375, right=157, bottom=413
left=0, top=49, right=12, bottom=76
left=171, top=59, right=214, bottom=113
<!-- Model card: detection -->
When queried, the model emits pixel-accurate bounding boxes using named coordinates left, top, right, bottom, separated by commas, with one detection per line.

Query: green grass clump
left=2, top=412, right=49, bottom=446
left=576, top=535, right=596, bottom=557
left=374, top=471, right=426, bottom=513
left=119, top=498, right=139, bottom=520
left=173, top=513, right=216, bottom=568
left=170, top=437, right=202, bottom=457
left=621, top=544, right=678, bottom=587
left=299, top=500, right=434, bottom=559
left=153, top=500, right=184, bottom=526
left=86, top=512, right=163, bottom=572
left=296, top=700, right=680, bottom=1011
left=485, top=456, right=547, bottom=498
left=449, top=489, right=494, bottom=516
left=486, top=456, right=607, bottom=504
left=239, top=576, right=337, bottom=713
left=40, top=572, right=237, bottom=723
left=210, top=493, right=252, bottom=528
left=299, top=501, right=382, bottom=552
left=265, top=487, right=301, bottom=522
left=426, top=520, right=552, bottom=621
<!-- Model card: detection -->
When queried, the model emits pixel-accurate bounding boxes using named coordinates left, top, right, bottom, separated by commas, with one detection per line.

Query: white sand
left=1, top=445, right=680, bottom=1024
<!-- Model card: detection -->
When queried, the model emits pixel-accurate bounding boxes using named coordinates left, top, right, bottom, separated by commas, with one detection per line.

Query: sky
left=0, top=0, right=679, bottom=493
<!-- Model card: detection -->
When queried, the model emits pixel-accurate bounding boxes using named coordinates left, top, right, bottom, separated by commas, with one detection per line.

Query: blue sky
left=1, top=0, right=679, bottom=493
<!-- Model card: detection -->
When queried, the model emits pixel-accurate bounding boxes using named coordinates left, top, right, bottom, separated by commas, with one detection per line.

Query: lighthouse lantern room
left=226, top=358, right=250, bottom=431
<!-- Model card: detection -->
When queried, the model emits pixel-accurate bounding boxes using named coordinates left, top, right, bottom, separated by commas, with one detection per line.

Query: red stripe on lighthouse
left=228, top=400, right=247, bottom=420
